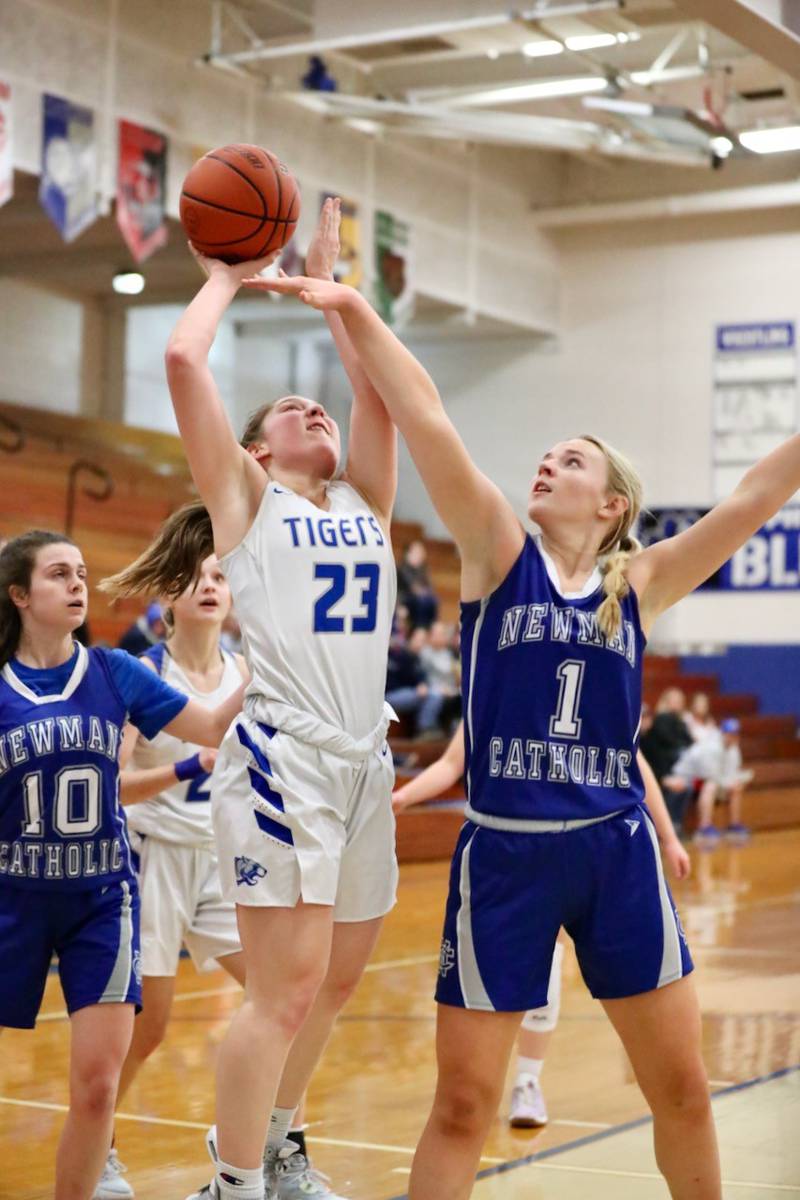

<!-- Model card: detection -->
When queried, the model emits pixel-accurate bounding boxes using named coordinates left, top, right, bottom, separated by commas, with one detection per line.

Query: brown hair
left=579, top=435, right=643, bottom=640
left=0, top=530, right=78, bottom=667
left=240, top=401, right=275, bottom=450
left=99, top=501, right=214, bottom=603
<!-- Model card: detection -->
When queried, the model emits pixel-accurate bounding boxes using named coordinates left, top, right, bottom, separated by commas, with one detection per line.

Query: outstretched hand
left=241, top=270, right=355, bottom=313
left=188, top=242, right=281, bottom=287
left=305, top=196, right=341, bottom=281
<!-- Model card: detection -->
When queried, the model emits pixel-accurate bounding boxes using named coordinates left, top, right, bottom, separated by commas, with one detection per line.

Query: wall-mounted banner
left=713, top=321, right=797, bottom=502
left=0, top=78, right=12, bottom=209
left=39, top=93, right=97, bottom=242
left=374, top=209, right=412, bottom=325
left=323, top=193, right=361, bottom=289
left=640, top=507, right=800, bottom=591
left=117, top=120, right=168, bottom=263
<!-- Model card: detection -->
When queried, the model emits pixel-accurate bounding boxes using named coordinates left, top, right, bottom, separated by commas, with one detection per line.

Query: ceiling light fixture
left=583, top=96, right=653, bottom=116
left=565, top=33, right=618, bottom=51
left=112, top=271, right=145, bottom=295
left=522, top=40, right=564, bottom=57
left=710, top=136, right=734, bottom=157
left=448, top=76, right=608, bottom=107
left=739, top=125, right=800, bottom=154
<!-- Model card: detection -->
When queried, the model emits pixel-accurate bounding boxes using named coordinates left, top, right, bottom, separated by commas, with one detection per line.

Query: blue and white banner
left=640, top=508, right=800, bottom=591
left=713, top=320, right=797, bottom=502
left=39, top=93, right=98, bottom=242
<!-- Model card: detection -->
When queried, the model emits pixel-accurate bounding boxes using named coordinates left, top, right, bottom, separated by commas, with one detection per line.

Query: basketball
left=179, top=143, right=300, bottom=264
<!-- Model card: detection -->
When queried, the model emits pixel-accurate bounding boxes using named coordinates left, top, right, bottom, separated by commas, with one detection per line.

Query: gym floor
left=2, top=829, right=799, bottom=1199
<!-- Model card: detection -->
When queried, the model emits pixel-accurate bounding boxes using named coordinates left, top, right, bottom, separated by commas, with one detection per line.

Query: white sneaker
left=264, top=1140, right=347, bottom=1199
left=184, top=1127, right=220, bottom=1200
left=93, top=1149, right=134, bottom=1200
left=509, top=1076, right=548, bottom=1128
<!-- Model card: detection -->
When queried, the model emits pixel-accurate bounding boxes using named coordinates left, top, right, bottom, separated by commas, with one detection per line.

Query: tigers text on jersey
left=461, top=535, right=646, bottom=823
left=126, top=644, right=242, bottom=848
left=219, top=480, right=396, bottom=741
left=0, top=644, right=187, bottom=890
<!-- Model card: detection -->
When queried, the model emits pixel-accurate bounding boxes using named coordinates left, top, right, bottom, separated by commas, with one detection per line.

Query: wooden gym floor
left=2, top=829, right=798, bottom=1199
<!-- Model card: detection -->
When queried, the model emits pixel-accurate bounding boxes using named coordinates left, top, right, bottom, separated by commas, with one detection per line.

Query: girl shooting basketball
left=103, top=199, right=398, bottom=1200
left=257, top=266, right=800, bottom=1199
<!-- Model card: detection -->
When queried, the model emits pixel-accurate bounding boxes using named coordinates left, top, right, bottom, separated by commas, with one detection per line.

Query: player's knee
left=317, top=964, right=363, bottom=1012
left=133, top=1016, right=168, bottom=1060
left=433, top=1074, right=501, bottom=1141
left=250, top=970, right=324, bottom=1037
left=654, top=1061, right=711, bottom=1123
left=71, top=1066, right=119, bottom=1118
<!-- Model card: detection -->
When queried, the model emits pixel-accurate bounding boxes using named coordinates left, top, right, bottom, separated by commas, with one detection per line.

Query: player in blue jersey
left=260, top=270, right=800, bottom=1200
left=102, top=200, right=398, bottom=1200
left=0, top=530, right=246, bottom=1200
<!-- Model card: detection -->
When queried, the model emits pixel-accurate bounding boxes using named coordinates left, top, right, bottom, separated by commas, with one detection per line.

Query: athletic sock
left=266, top=1105, right=296, bottom=1151
left=215, top=1159, right=263, bottom=1200
left=515, top=1056, right=544, bottom=1085
left=286, top=1128, right=307, bottom=1158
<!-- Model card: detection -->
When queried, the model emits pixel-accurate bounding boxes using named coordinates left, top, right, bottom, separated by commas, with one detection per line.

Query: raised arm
left=629, top=434, right=800, bottom=627
left=161, top=680, right=245, bottom=748
left=393, top=722, right=465, bottom=814
left=165, top=251, right=277, bottom=556
left=305, top=199, right=397, bottom=526
left=246, top=276, right=524, bottom=596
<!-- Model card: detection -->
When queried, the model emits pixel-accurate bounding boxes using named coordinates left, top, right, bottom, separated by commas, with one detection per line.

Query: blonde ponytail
left=597, top=534, right=642, bottom=639
left=578, top=434, right=644, bottom=640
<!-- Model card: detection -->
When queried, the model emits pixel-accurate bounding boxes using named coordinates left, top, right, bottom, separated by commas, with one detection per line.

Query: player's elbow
left=165, top=338, right=203, bottom=372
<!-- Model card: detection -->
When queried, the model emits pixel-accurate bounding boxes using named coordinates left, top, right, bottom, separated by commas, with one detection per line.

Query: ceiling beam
left=673, top=0, right=800, bottom=80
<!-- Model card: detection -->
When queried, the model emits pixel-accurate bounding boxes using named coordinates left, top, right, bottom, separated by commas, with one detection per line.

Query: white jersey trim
left=535, top=534, right=602, bottom=600
left=2, top=642, right=89, bottom=706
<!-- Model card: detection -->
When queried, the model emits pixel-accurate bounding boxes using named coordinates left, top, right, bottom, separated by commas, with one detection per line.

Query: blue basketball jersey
left=0, top=643, right=187, bottom=891
left=461, top=535, right=646, bottom=823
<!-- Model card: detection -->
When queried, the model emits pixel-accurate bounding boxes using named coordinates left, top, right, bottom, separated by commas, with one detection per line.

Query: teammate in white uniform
left=104, top=200, right=398, bottom=1200
left=94, top=554, right=247, bottom=1200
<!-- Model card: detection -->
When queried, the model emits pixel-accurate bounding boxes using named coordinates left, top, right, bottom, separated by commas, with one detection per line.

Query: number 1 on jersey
left=549, top=660, right=585, bottom=739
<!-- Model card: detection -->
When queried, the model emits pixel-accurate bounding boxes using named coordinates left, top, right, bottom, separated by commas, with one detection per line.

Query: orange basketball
left=179, top=143, right=300, bottom=264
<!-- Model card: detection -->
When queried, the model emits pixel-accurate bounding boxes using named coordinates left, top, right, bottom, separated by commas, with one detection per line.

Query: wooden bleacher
left=0, top=401, right=195, bottom=644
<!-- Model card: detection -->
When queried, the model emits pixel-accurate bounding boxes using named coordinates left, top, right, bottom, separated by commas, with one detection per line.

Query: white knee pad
left=521, top=942, right=563, bottom=1033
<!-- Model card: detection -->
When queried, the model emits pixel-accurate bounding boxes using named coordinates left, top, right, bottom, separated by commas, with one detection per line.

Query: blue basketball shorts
left=0, top=880, right=142, bottom=1029
left=435, top=804, right=693, bottom=1011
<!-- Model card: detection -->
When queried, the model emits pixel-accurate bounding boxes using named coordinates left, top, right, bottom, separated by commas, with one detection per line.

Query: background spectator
left=117, top=601, right=165, bottom=656
left=397, top=539, right=439, bottom=630
left=686, top=692, right=721, bottom=747
left=675, top=717, right=753, bottom=845
left=419, top=620, right=461, bottom=736
left=640, top=688, right=694, bottom=832
left=386, top=625, right=444, bottom=738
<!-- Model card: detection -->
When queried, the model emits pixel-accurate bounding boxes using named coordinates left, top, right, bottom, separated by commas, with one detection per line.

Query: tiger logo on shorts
left=235, top=856, right=268, bottom=886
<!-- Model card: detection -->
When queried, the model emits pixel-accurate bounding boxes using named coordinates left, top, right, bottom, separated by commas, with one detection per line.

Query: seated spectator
left=640, top=688, right=694, bottom=832
left=386, top=626, right=444, bottom=739
left=669, top=718, right=753, bottom=846
left=397, top=539, right=439, bottom=630
left=686, top=692, right=720, bottom=746
left=420, top=621, right=461, bottom=736
left=117, top=601, right=165, bottom=656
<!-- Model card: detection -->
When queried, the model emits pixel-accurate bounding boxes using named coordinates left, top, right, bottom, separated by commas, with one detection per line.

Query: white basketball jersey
left=126, top=645, right=242, bottom=848
left=219, top=480, right=396, bottom=741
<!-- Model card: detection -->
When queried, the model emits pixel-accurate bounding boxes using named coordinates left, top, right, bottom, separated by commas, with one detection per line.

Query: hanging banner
left=116, top=119, right=168, bottom=263
left=39, top=93, right=97, bottom=241
left=0, top=78, right=12, bottom=208
left=323, top=192, right=361, bottom=289
left=640, top=506, right=800, bottom=591
left=374, top=209, right=412, bottom=325
left=713, top=321, right=797, bottom=502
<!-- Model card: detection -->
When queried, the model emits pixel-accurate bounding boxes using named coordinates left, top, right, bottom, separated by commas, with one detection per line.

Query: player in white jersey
left=259, top=268, right=800, bottom=1199
left=103, top=200, right=397, bottom=1200
left=392, top=724, right=689, bottom=1128
left=94, top=554, right=247, bottom=1200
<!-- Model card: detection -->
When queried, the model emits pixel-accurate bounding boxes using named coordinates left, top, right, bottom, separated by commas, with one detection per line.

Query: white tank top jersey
left=219, top=480, right=397, bottom=746
left=126, top=645, right=243, bottom=848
